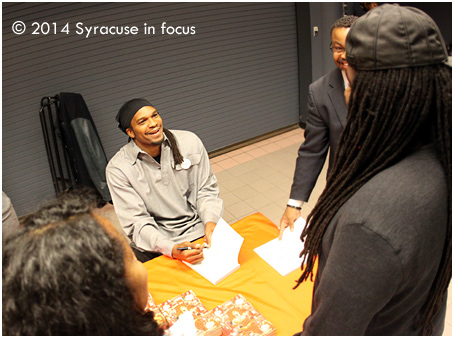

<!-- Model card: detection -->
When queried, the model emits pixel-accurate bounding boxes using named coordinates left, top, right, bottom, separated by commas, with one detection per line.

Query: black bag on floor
left=58, top=92, right=111, bottom=203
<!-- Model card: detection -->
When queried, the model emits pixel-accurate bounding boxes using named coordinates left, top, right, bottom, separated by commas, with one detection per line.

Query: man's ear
left=126, top=128, right=135, bottom=139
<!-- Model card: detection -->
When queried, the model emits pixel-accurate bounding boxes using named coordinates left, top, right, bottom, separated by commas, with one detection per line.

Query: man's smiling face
left=126, top=106, right=164, bottom=150
left=331, top=27, right=350, bottom=72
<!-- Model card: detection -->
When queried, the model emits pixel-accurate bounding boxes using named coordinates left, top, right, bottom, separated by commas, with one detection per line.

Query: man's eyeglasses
left=329, top=44, right=345, bottom=54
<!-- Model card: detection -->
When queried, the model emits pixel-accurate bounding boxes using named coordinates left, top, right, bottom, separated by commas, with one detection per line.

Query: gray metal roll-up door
left=2, top=2, right=299, bottom=216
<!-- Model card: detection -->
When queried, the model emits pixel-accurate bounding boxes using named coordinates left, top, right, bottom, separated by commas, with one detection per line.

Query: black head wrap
left=116, top=98, right=154, bottom=134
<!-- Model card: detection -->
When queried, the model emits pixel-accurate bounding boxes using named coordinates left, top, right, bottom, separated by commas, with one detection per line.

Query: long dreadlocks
left=295, top=64, right=451, bottom=335
left=164, top=128, right=184, bottom=166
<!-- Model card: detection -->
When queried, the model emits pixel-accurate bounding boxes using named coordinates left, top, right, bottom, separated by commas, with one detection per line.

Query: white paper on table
left=183, top=218, right=244, bottom=284
left=254, top=217, right=307, bottom=276
left=166, top=312, right=197, bottom=336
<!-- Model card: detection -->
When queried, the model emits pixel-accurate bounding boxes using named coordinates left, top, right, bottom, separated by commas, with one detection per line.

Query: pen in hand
left=177, top=244, right=208, bottom=251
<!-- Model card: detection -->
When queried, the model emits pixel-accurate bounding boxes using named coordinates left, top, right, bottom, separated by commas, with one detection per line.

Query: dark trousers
left=131, top=246, right=162, bottom=263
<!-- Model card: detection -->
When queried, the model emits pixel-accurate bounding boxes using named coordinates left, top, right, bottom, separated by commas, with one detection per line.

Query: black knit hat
left=116, top=98, right=154, bottom=134
left=346, top=4, right=449, bottom=70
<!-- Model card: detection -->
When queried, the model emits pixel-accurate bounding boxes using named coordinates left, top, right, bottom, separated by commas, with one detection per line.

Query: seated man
left=106, top=98, right=223, bottom=263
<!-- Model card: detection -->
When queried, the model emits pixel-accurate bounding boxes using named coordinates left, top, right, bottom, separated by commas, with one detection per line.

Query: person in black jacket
left=279, top=15, right=357, bottom=238
left=294, top=5, right=451, bottom=335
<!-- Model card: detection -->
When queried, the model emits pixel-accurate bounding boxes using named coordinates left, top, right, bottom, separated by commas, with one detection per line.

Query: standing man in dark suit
left=279, top=15, right=357, bottom=238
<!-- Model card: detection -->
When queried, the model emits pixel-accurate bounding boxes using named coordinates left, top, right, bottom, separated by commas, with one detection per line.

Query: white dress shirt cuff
left=288, top=199, right=304, bottom=208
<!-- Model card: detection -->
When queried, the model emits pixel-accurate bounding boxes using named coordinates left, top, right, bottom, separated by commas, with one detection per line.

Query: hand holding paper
left=279, top=205, right=302, bottom=240
left=183, top=218, right=244, bottom=284
left=204, top=221, right=216, bottom=247
left=255, top=217, right=306, bottom=276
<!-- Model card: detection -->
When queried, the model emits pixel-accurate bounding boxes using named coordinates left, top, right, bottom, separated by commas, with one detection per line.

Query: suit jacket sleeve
left=290, top=83, right=330, bottom=202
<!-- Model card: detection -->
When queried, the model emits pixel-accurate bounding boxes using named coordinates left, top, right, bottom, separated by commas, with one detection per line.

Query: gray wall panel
left=309, top=2, right=343, bottom=82
left=3, top=2, right=299, bottom=216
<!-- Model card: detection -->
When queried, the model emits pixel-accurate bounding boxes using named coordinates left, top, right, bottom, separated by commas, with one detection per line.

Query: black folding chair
left=39, top=95, right=75, bottom=195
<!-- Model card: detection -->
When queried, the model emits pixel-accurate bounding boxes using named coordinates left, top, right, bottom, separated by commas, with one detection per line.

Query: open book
left=183, top=218, right=244, bottom=284
left=254, top=218, right=306, bottom=276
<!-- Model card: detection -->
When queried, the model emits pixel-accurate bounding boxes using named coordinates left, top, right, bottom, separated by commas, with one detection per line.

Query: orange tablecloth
left=145, top=213, right=315, bottom=336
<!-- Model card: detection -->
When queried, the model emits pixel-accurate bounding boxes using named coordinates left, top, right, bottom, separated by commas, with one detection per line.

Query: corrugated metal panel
left=2, top=2, right=298, bottom=215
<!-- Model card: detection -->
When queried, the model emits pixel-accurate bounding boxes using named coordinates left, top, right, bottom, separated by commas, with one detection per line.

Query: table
left=145, top=213, right=315, bottom=336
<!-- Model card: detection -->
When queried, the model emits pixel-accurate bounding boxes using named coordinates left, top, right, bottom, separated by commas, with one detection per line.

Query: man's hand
left=344, top=85, right=352, bottom=106
left=204, top=221, right=216, bottom=248
left=172, top=242, right=204, bottom=264
left=279, top=206, right=301, bottom=240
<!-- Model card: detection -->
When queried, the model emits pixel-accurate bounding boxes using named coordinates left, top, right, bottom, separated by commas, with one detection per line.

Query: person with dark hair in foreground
left=2, top=191, right=164, bottom=336
left=106, top=99, right=223, bottom=263
left=290, top=4, right=451, bottom=335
